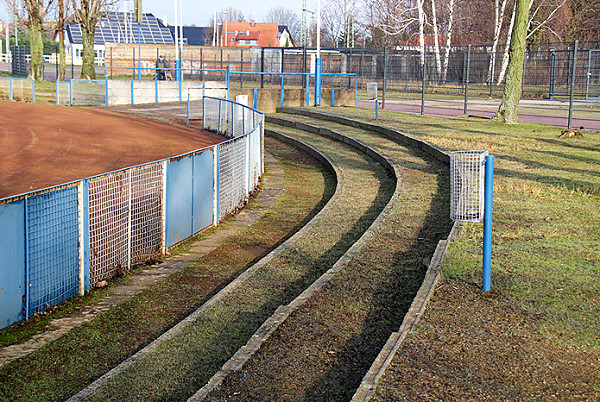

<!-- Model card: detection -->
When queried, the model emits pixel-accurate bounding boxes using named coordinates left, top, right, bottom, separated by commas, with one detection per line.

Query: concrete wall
left=230, top=88, right=355, bottom=113
left=107, top=80, right=227, bottom=105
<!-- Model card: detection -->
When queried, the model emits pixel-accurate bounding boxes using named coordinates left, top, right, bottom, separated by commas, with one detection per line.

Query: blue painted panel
left=26, top=187, right=79, bottom=317
left=193, top=150, right=215, bottom=233
left=166, top=156, right=194, bottom=247
left=0, top=201, right=26, bottom=330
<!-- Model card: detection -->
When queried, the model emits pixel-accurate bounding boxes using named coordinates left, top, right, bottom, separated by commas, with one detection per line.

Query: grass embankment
left=0, top=137, right=333, bottom=401
left=209, top=115, right=452, bottom=400
left=81, top=116, right=391, bottom=400
left=313, top=107, right=600, bottom=399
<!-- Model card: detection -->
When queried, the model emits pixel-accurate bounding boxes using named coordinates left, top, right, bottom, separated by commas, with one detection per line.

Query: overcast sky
left=0, top=0, right=307, bottom=28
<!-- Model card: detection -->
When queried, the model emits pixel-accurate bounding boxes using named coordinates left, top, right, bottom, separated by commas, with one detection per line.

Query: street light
left=315, top=0, right=322, bottom=105
left=222, top=10, right=228, bottom=47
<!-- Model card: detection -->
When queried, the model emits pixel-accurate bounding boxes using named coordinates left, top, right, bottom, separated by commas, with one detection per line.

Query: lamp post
left=314, top=0, right=322, bottom=105
left=223, top=10, right=228, bottom=47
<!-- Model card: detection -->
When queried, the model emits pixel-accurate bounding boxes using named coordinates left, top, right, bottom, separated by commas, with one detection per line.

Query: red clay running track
left=0, top=101, right=223, bottom=199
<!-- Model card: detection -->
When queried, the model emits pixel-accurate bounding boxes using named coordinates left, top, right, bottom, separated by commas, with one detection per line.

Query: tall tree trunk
left=491, top=0, right=529, bottom=124
left=441, top=0, right=455, bottom=81
left=489, top=0, right=509, bottom=86
left=497, top=3, right=516, bottom=85
left=430, top=0, right=442, bottom=76
left=58, top=0, right=66, bottom=81
left=28, top=17, right=44, bottom=81
left=417, top=0, right=426, bottom=66
left=80, top=26, right=96, bottom=79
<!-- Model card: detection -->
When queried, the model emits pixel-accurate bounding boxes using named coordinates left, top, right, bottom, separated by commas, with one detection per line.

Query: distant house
left=221, top=21, right=293, bottom=48
left=62, top=12, right=174, bottom=64
left=278, top=26, right=294, bottom=47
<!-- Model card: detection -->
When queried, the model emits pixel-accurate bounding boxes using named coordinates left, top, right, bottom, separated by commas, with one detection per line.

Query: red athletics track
left=0, top=101, right=223, bottom=199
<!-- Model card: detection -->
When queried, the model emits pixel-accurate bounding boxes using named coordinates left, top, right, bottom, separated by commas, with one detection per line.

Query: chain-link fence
left=0, top=97, right=264, bottom=330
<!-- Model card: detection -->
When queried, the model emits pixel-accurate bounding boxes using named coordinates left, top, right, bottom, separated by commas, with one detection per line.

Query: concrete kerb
left=188, top=131, right=345, bottom=401
left=69, top=135, right=342, bottom=402
left=277, top=107, right=451, bottom=165
left=272, top=108, right=460, bottom=402
left=190, top=122, right=403, bottom=400
left=351, top=221, right=462, bottom=402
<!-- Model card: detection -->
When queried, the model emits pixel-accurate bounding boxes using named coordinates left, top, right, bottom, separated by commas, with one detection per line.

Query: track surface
left=0, top=101, right=223, bottom=199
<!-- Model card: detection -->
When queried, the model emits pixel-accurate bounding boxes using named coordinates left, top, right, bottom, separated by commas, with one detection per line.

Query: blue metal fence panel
left=26, top=187, right=79, bottom=317
left=193, top=150, right=215, bottom=233
left=0, top=201, right=26, bottom=329
left=166, top=155, right=194, bottom=247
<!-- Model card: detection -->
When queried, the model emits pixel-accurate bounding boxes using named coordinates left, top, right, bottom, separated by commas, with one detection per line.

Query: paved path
left=357, top=99, right=600, bottom=131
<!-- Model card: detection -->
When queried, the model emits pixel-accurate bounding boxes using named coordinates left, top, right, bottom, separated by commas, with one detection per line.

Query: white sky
left=0, top=0, right=309, bottom=28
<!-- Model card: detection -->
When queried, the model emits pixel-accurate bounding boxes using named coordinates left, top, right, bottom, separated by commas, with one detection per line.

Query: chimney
left=250, top=20, right=256, bottom=27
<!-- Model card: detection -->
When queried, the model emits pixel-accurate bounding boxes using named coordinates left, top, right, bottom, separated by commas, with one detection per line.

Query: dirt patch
left=0, top=101, right=223, bottom=198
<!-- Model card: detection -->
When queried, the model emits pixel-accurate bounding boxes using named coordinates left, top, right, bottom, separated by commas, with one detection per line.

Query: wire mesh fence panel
left=130, top=163, right=164, bottom=264
left=450, top=151, right=488, bottom=222
left=26, top=186, right=80, bottom=317
left=203, top=97, right=221, bottom=132
left=219, top=101, right=234, bottom=138
left=248, top=124, right=262, bottom=190
left=56, top=81, right=71, bottom=105
left=71, top=79, right=106, bottom=106
left=88, top=171, right=130, bottom=284
left=0, top=78, right=10, bottom=99
left=219, top=137, right=248, bottom=218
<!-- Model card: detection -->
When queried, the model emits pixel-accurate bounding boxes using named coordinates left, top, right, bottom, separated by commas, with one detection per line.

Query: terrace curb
left=69, top=135, right=342, bottom=402
left=274, top=108, right=460, bottom=402
left=351, top=221, right=462, bottom=402
left=190, top=119, right=403, bottom=400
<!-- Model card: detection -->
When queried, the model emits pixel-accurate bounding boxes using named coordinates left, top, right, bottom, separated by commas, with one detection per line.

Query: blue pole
left=482, top=154, right=494, bottom=291
left=375, top=97, right=378, bottom=121
left=104, top=77, right=108, bottom=106
left=331, top=88, right=335, bottom=107
left=314, top=57, right=322, bottom=105
left=253, top=88, right=257, bottom=109
left=31, top=80, right=35, bottom=103
left=280, top=74, right=284, bottom=108
left=186, top=93, right=190, bottom=125
left=305, top=74, right=310, bottom=107
left=137, top=23, right=142, bottom=80
left=131, top=80, right=134, bottom=105
left=354, top=74, right=358, bottom=107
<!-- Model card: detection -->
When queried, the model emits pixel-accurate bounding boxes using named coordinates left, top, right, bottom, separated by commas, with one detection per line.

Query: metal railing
left=0, top=97, right=264, bottom=330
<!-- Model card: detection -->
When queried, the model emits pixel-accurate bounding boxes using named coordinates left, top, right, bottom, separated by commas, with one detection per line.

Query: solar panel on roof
left=65, top=12, right=174, bottom=45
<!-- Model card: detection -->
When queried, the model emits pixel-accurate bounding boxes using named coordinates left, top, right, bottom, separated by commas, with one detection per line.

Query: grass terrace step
left=66, top=120, right=393, bottom=400
left=204, top=113, right=452, bottom=400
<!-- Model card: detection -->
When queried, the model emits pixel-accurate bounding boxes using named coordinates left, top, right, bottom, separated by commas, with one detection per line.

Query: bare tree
left=265, top=6, right=301, bottom=42
left=71, top=0, right=118, bottom=79
left=3, top=0, right=54, bottom=81
left=57, top=0, right=69, bottom=81
left=492, top=0, right=529, bottom=123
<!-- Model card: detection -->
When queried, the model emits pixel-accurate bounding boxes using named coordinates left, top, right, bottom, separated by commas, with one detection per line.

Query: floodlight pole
left=314, top=0, right=322, bottom=106
left=482, top=154, right=494, bottom=291
left=174, top=0, right=180, bottom=81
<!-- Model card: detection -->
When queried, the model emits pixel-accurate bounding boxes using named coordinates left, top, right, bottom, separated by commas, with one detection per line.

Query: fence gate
left=11, top=45, right=29, bottom=77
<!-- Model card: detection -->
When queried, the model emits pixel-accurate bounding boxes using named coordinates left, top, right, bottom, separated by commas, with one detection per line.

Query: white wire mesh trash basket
left=450, top=150, right=489, bottom=222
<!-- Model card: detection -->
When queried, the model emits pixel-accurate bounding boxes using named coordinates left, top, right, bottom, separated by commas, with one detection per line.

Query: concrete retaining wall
left=107, top=80, right=227, bottom=105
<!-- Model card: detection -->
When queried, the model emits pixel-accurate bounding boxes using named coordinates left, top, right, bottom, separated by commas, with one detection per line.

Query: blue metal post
left=24, top=197, right=29, bottom=319
left=482, top=154, right=494, bottom=291
left=280, top=74, right=285, bottom=108
left=175, top=60, right=181, bottom=82
left=82, top=179, right=90, bottom=292
left=31, top=80, right=35, bottom=103
left=354, top=75, right=358, bottom=107
left=55, top=82, right=59, bottom=105
left=331, top=88, right=335, bottom=107
left=104, top=77, right=108, bottom=106
left=9, top=78, right=13, bottom=101
left=179, top=79, right=182, bottom=102
left=69, top=80, right=73, bottom=105
left=305, top=74, right=310, bottom=106
left=155, top=79, right=158, bottom=103
left=202, top=96, right=206, bottom=129
left=131, top=80, right=134, bottom=105
left=375, top=97, right=379, bottom=121
left=253, top=88, right=258, bottom=109
left=137, top=23, right=142, bottom=80
left=314, top=57, right=322, bottom=105
left=186, top=93, right=190, bottom=125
